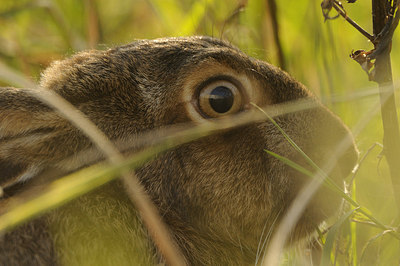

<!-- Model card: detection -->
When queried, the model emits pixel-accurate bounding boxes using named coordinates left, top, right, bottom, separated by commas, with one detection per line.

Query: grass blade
left=320, top=208, right=357, bottom=266
left=265, top=149, right=399, bottom=240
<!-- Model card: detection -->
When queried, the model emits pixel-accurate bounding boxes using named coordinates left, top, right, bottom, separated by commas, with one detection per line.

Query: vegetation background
left=0, top=0, right=399, bottom=265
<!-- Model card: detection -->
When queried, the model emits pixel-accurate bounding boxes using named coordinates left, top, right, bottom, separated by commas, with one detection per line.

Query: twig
left=348, top=142, right=383, bottom=187
left=331, top=1, right=374, bottom=41
left=370, top=2, right=400, bottom=59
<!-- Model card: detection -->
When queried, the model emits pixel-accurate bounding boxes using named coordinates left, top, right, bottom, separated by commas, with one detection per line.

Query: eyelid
left=193, top=75, right=244, bottom=99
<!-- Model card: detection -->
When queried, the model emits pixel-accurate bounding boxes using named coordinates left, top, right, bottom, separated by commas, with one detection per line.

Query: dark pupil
left=209, top=86, right=234, bottom=113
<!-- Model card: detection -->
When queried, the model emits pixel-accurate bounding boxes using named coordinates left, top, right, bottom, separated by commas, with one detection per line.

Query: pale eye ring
left=198, top=80, right=243, bottom=118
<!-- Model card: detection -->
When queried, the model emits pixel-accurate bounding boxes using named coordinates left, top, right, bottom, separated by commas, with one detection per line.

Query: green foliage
left=1, top=0, right=400, bottom=265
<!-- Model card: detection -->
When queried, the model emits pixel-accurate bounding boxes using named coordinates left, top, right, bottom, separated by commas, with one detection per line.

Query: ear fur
left=0, top=87, right=84, bottom=189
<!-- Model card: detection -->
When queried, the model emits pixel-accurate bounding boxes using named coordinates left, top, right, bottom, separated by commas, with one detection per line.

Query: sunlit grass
left=1, top=0, right=400, bottom=265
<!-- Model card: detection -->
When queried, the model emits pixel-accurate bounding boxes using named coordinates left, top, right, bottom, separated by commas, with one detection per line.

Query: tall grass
left=1, top=0, right=400, bottom=265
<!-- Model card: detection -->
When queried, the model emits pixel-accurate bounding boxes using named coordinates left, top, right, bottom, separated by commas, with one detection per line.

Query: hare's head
left=0, top=37, right=357, bottom=264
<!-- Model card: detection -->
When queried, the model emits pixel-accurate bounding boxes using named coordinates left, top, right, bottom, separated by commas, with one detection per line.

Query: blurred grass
left=1, top=0, right=400, bottom=265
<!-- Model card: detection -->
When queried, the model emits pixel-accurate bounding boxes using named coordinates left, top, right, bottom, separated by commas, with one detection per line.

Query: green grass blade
left=0, top=142, right=170, bottom=232
left=251, top=102, right=320, bottom=170
left=265, top=149, right=400, bottom=240
left=320, top=208, right=357, bottom=266
left=0, top=120, right=211, bottom=232
left=350, top=179, right=358, bottom=266
left=264, top=150, right=313, bottom=177
left=258, top=102, right=399, bottom=242
left=265, top=149, right=351, bottom=202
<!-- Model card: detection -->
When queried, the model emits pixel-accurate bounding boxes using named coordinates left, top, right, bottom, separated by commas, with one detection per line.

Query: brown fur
left=0, top=36, right=357, bottom=265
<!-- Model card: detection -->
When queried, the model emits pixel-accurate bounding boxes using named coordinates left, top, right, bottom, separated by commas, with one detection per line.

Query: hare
left=0, top=36, right=357, bottom=265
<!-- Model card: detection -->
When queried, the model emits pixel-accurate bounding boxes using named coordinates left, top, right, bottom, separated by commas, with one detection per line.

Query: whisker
left=255, top=219, right=269, bottom=263
left=257, top=208, right=282, bottom=266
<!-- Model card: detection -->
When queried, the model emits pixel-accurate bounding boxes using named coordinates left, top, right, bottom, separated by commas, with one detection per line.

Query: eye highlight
left=198, top=80, right=243, bottom=118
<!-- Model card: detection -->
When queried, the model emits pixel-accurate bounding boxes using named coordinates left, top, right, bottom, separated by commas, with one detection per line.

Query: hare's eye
left=198, top=80, right=243, bottom=118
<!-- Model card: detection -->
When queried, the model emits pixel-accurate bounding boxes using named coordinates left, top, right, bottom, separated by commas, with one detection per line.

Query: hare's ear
left=0, top=87, right=52, bottom=137
left=0, top=160, right=29, bottom=192
left=0, top=87, right=69, bottom=190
